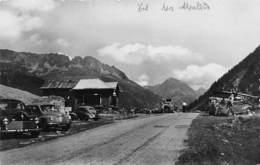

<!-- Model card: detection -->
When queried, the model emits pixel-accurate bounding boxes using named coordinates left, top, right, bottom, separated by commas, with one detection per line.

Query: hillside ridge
left=189, top=45, right=260, bottom=110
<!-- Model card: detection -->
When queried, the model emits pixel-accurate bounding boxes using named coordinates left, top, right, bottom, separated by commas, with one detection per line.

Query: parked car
left=73, top=106, right=99, bottom=121
left=0, top=99, right=40, bottom=137
left=152, top=108, right=163, bottom=113
left=26, top=104, right=71, bottom=131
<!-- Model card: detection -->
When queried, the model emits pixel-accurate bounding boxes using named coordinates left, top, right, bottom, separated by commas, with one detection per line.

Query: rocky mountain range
left=0, top=49, right=161, bottom=108
left=146, top=78, right=205, bottom=105
left=189, top=45, right=260, bottom=110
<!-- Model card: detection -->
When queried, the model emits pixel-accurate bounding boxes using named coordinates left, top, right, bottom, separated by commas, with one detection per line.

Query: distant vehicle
left=73, top=106, right=99, bottom=121
left=0, top=99, right=40, bottom=137
left=144, top=108, right=152, bottom=114
left=161, top=99, right=175, bottom=113
left=151, top=107, right=163, bottom=113
left=26, top=104, right=71, bottom=131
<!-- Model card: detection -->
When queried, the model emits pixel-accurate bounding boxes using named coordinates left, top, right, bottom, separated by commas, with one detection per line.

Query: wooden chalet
left=40, top=79, right=120, bottom=110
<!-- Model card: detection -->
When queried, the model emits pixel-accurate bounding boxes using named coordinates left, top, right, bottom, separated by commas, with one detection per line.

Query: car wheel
left=79, top=115, right=84, bottom=121
left=93, top=116, right=99, bottom=121
left=61, top=124, right=71, bottom=131
left=164, top=107, right=169, bottom=113
left=84, top=115, right=89, bottom=121
left=40, top=119, right=49, bottom=131
left=30, top=131, right=40, bottom=138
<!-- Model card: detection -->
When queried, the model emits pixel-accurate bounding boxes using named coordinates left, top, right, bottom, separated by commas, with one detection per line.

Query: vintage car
left=0, top=99, right=40, bottom=137
left=161, top=99, right=176, bottom=113
left=72, top=106, right=99, bottom=121
left=26, top=104, right=71, bottom=131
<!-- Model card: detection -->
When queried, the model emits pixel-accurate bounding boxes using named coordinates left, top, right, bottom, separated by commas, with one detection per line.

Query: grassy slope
left=0, top=84, right=41, bottom=104
left=176, top=114, right=260, bottom=165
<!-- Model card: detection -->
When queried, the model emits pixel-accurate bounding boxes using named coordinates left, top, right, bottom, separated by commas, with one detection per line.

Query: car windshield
left=0, top=100, right=24, bottom=111
left=40, top=105, right=58, bottom=112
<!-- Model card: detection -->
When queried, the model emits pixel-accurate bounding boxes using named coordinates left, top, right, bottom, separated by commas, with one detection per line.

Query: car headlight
left=35, top=117, right=40, bottom=124
left=3, top=118, right=8, bottom=125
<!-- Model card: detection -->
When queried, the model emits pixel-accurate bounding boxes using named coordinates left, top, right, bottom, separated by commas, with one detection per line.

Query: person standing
left=182, top=102, right=187, bottom=112
left=227, top=94, right=234, bottom=115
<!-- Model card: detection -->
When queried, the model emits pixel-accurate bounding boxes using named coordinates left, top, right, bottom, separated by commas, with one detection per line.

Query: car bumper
left=0, top=128, right=40, bottom=133
left=46, top=122, right=71, bottom=129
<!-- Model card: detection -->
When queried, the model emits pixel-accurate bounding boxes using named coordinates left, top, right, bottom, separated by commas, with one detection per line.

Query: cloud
left=7, top=0, right=56, bottom=12
left=136, top=74, right=150, bottom=86
left=98, top=43, right=202, bottom=65
left=0, top=11, right=43, bottom=41
left=21, top=14, right=42, bottom=31
left=0, top=10, right=21, bottom=40
left=29, top=33, right=43, bottom=45
left=56, top=38, right=69, bottom=47
left=0, top=0, right=57, bottom=42
left=173, top=63, right=228, bottom=90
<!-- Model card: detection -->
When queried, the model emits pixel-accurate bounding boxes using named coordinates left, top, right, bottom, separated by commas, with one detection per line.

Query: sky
left=0, top=0, right=260, bottom=90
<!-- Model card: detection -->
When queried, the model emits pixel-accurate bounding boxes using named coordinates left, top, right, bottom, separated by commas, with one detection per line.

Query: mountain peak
left=164, top=77, right=180, bottom=83
left=84, top=56, right=100, bottom=62
left=162, top=77, right=183, bottom=86
left=147, top=77, right=198, bottom=105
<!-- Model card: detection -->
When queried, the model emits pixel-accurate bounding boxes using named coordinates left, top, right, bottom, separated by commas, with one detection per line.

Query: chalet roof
left=41, top=79, right=118, bottom=90
left=40, top=79, right=78, bottom=89
left=73, top=79, right=118, bottom=90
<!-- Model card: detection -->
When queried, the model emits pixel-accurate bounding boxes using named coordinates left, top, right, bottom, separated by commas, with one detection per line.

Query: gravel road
left=0, top=113, right=198, bottom=165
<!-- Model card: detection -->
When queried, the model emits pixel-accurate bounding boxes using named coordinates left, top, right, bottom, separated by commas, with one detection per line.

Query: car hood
left=0, top=110, right=34, bottom=120
left=41, top=111, right=68, bottom=118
